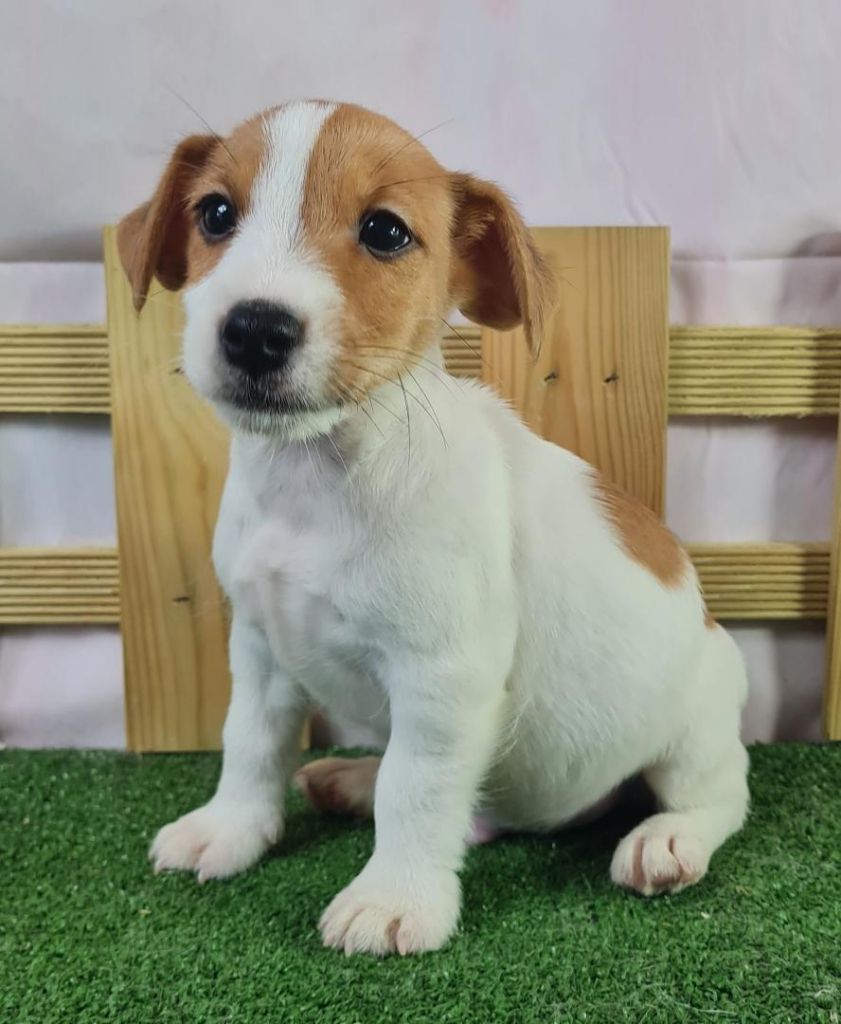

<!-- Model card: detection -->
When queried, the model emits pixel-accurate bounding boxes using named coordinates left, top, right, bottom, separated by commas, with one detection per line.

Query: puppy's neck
left=230, top=342, right=451, bottom=503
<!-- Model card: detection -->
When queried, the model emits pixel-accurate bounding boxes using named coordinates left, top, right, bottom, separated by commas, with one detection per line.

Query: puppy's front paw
left=319, top=864, right=460, bottom=957
left=150, top=802, right=280, bottom=883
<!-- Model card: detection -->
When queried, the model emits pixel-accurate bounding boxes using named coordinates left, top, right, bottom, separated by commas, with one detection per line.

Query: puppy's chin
left=214, top=394, right=347, bottom=442
left=183, top=355, right=345, bottom=441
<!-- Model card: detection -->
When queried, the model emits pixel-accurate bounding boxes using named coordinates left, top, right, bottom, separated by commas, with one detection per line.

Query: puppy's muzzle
left=220, top=300, right=304, bottom=377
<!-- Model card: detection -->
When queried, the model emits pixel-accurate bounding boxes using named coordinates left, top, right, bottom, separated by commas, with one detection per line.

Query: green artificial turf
left=2, top=744, right=839, bottom=1024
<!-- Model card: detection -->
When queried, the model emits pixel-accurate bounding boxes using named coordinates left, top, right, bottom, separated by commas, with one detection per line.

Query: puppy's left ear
left=449, top=173, right=556, bottom=356
left=117, top=133, right=217, bottom=311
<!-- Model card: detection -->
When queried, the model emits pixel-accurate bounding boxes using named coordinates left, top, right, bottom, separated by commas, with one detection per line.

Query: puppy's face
left=119, top=102, right=554, bottom=437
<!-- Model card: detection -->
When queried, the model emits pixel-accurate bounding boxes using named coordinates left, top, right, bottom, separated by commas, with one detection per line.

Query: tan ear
left=449, top=173, right=556, bottom=355
left=116, top=134, right=217, bottom=311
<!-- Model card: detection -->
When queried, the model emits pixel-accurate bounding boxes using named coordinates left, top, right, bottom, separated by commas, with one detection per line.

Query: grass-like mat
left=2, top=744, right=839, bottom=1023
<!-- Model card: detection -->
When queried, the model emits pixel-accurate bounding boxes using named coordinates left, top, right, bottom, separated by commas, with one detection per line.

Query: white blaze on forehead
left=180, top=100, right=345, bottom=429
left=250, top=101, right=337, bottom=254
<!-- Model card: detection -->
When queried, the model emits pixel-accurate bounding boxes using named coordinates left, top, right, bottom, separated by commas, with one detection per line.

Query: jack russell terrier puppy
left=118, top=100, right=749, bottom=957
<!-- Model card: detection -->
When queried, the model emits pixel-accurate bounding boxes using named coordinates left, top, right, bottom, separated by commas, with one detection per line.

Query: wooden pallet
left=2, top=225, right=840, bottom=745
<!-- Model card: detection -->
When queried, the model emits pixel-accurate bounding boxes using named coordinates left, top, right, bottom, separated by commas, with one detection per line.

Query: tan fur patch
left=594, top=474, right=688, bottom=588
left=117, top=133, right=218, bottom=308
left=120, top=99, right=554, bottom=378
left=704, top=607, right=716, bottom=629
left=182, top=114, right=270, bottom=286
left=299, top=104, right=555, bottom=403
left=116, top=114, right=272, bottom=307
left=449, top=174, right=556, bottom=354
left=300, top=104, right=454, bottom=405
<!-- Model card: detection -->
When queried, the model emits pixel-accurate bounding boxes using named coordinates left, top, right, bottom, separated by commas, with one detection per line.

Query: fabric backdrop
left=1, top=0, right=839, bottom=745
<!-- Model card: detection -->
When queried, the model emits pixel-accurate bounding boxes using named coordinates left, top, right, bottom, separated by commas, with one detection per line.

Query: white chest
left=218, top=514, right=390, bottom=735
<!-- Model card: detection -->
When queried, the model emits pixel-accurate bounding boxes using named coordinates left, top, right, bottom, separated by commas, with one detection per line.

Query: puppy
left=118, top=101, right=749, bottom=957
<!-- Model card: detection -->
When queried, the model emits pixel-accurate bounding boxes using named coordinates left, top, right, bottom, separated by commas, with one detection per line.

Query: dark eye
left=359, top=210, right=413, bottom=257
left=198, top=193, right=236, bottom=240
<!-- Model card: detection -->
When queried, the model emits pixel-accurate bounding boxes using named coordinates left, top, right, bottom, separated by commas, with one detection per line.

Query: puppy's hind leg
left=294, top=755, right=500, bottom=845
left=611, top=626, right=750, bottom=896
left=294, top=756, right=381, bottom=818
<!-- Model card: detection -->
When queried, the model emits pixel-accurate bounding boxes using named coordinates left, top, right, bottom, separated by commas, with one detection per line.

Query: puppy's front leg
left=320, top=657, right=503, bottom=956
left=150, top=617, right=308, bottom=881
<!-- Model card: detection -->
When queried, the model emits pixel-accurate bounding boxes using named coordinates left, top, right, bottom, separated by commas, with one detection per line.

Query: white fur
left=182, top=101, right=345, bottom=434
left=151, top=108, right=750, bottom=957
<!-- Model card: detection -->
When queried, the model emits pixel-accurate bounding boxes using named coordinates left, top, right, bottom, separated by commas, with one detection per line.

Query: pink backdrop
left=2, top=0, right=839, bottom=745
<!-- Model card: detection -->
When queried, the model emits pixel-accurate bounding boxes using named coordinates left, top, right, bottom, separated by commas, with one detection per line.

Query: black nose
left=220, top=300, right=304, bottom=376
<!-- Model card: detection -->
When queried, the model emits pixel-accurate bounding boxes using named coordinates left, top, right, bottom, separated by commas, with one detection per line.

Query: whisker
left=438, top=316, right=503, bottom=388
left=404, top=366, right=447, bottom=448
left=438, top=316, right=485, bottom=364
left=351, top=343, right=443, bottom=367
left=338, top=360, right=441, bottom=415
left=348, top=315, right=441, bottom=333
left=136, top=287, right=181, bottom=306
left=340, top=359, right=447, bottom=453
left=361, top=389, right=404, bottom=423
left=163, top=84, right=237, bottom=166
left=332, top=381, right=386, bottom=440
left=371, top=119, right=454, bottom=176
left=397, top=372, right=411, bottom=477
left=375, top=173, right=452, bottom=191
left=352, top=346, right=457, bottom=393
left=357, top=399, right=386, bottom=439
left=343, top=316, right=480, bottom=387
left=302, top=434, right=323, bottom=482
left=325, top=433, right=351, bottom=481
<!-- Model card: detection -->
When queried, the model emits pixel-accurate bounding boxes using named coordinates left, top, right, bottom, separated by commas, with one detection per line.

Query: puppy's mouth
left=219, top=376, right=323, bottom=417
left=210, top=370, right=348, bottom=439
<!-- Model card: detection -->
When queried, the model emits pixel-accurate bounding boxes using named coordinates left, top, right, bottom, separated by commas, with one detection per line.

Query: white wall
left=3, top=0, right=841, bottom=260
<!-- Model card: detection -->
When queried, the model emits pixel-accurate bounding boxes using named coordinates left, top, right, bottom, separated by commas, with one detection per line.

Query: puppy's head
left=118, top=101, right=555, bottom=437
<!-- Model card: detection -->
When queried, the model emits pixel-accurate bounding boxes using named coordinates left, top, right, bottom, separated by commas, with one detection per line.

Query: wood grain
left=0, top=547, right=120, bottom=624
left=826, top=403, right=841, bottom=738
left=4, top=321, right=840, bottom=417
left=441, top=326, right=481, bottom=377
left=483, top=227, right=670, bottom=514
left=0, top=324, right=110, bottom=413
left=6, top=227, right=838, bottom=734
left=104, top=227, right=231, bottom=752
left=0, top=541, right=825, bottom=626
left=670, top=327, right=841, bottom=416
left=688, top=542, right=829, bottom=620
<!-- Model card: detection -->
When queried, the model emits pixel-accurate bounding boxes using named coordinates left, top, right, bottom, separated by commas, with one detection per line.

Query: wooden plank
left=0, top=324, right=110, bottom=413
left=3, top=320, right=841, bottom=418
left=483, top=227, right=670, bottom=513
left=0, top=547, right=119, bottom=624
left=688, top=542, right=829, bottom=621
left=826, top=397, right=841, bottom=738
left=104, top=227, right=231, bottom=752
left=0, top=323, right=479, bottom=410
left=0, top=541, right=827, bottom=627
left=670, top=327, right=841, bottom=416
left=100, top=239, right=476, bottom=751
left=441, top=326, right=481, bottom=377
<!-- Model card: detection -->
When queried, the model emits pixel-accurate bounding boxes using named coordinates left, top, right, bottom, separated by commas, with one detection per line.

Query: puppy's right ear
left=117, top=134, right=217, bottom=311
left=449, top=173, right=556, bottom=357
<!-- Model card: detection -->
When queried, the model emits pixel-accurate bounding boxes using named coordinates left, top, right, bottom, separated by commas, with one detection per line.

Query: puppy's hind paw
left=293, top=756, right=379, bottom=818
left=611, top=815, right=710, bottom=896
